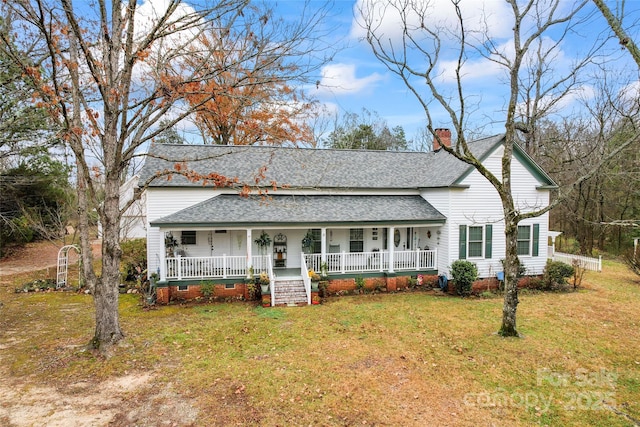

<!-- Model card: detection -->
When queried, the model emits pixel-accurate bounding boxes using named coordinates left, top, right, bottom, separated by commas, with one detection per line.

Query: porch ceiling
left=150, top=195, right=446, bottom=228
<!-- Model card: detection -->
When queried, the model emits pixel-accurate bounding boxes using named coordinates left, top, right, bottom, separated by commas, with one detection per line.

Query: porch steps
left=273, top=279, right=308, bottom=306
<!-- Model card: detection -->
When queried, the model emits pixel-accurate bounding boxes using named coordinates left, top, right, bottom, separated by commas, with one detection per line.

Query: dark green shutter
left=485, top=224, right=493, bottom=259
left=459, top=225, right=467, bottom=259
left=532, top=224, right=540, bottom=256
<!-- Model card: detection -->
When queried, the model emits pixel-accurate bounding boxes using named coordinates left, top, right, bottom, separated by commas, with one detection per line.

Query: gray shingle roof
left=150, top=195, right=446, bottom=227
left=138, top=134, right=506, bottom=190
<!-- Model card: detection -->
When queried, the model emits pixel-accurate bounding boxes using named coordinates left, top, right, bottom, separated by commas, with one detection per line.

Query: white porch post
left=321, top=228, right=327, bottom=264
left=388, top=226, right=395, bottom=273
left=159, top=231, right=166, bottom=281
left=246, top=229, right=252, bottom=277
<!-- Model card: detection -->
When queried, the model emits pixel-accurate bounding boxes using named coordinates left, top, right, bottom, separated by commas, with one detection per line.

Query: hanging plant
left=302, top=230, right=313, bottom=250
left=254, top=231, right=272, bottom=247
left=165, top=233, right=178, bottom=248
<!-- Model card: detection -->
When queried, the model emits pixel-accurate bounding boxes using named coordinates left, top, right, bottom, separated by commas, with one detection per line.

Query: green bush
left=450, top=260, right=477, bottom=296
left=318, top=280, right=329, bottom=298
left=200, top=281, right=215, bottom=298
left=407, top=277, right=418, bottom=288
left=543, top=260, right=575, bottom=291
left=246, top=282, right=259, bottom=301
left=120, top=238, right=147, bottom=282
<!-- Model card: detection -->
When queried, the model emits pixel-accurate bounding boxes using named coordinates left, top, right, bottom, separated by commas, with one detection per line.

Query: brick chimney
left=433, top=128, right=451, bottom=151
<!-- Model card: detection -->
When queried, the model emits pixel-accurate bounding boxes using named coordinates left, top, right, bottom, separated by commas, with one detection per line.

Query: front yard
left=0, top=259, right=638, bottom=426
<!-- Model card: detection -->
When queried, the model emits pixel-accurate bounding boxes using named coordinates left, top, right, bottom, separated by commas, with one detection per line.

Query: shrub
left=518, top=276, right=545, bottom=291
left=120, top=238, right=147, bottom=282
left=355, top=276, right=365, bottom=293
left=570, top=259, right=586, bottom=290
left=246, top=282, right=259, bottom=301
left=200, top=281, right=216, bottom=299
left=450, top=260, right=477, bottom=296
left=318, top=280, right=329, bottom=298
left=407, top=277, right=418, bottom=289
left=543, top=260, right=575, bottom=291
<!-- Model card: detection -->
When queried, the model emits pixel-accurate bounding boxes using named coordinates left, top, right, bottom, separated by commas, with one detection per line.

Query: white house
left=98, top=175, right=147, bottom=241
left=138, top=130, right=556, bottom=305
left=119, top=175, right=147, bottom=240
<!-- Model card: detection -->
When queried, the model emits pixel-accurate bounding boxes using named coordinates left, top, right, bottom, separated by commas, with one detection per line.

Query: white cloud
left=619, top=80, right=640, bottom=104
left=515, top=84, right=596, bottom=117
left=435, top=56, right=506, bottom=84
left=131, top=0, right=205, bottom=84
left=350, top=0, right=512, bottom=42
left=315, top=63, right=384, bottom=96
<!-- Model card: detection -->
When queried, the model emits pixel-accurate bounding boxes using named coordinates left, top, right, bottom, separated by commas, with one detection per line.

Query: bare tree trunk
left=75, top=157, right=97, bottom=292
left=90, top=162, right=124, bottom=350
left=500, top=215, right=520, bottom=337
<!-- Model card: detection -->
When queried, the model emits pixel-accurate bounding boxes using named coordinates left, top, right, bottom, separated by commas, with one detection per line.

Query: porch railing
left=304, top=249, right=437, bottom=275
left=165, top=250, right=438, bottom=281
left=165, top=254, right=269, bottom=280
left=300, top=253, right=311, bottom=305
left=266, top=255, right=275, bottom=307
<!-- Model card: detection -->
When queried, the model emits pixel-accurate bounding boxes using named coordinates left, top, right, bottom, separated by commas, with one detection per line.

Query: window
left=468, top=226, right=483, bottom=257
left=517, top=225, right=531, bottom=256
left=517, top=224, right=540, bottom=256
left=350, top=228, right=364, bottom=252
left=178, top=284, right=188, bottom=291
left=224, top=283, right=235, bottom=290
left=459, top=224, right=492, bottom=260
left=311, top=229, right=322, bottom=253
left=181, top=230, right=196, bottom=245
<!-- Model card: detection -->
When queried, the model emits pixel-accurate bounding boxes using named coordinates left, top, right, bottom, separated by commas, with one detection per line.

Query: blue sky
left=276, top=0, right=640, bottom=145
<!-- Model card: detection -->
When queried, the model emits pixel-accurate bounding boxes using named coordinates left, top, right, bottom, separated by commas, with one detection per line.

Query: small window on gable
left=181, top=230, right=196, bottom=245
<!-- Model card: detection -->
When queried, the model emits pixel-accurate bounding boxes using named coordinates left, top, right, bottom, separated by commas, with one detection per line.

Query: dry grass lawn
left=0, top=259, right=639, bottom=426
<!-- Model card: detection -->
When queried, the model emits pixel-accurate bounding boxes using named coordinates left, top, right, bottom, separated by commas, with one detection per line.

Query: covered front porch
left=162, top=247, right=438, bottom=281
left=149, top=194, right=446, bottom=305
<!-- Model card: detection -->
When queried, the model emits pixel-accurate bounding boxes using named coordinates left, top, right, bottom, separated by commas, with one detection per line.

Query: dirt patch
left=0, top=240, right=101, bottom=278
left=0, top=240, right=201, bottom=426
left=0, top=372, right=199, bottom=427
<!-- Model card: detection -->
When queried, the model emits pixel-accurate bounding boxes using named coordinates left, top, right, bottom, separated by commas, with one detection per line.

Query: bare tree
left=591, top=0, right=640, bottom=231
left=536, top=68, right=640, bottom=254
left=1, top=0, right=332, bottom=353
left=359, top=0, right=640, bottom=336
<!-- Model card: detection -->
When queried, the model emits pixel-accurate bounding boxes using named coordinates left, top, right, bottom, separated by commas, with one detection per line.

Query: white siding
left=146, top=188, right=223, bottom=276
left=144, top=145, right=552, bottom=280
left=430, top=146, right=552, bottom=278
left=118, top=175, right=146, bottom=240
left=420, top=188, right=451, bottom=274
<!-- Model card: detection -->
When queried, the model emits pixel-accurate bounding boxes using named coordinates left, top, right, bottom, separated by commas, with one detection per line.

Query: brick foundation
left=155, top=273, right=441, bottom=304
left=448, top=276, right=544, bottom=295
left=325, top=274, right=437, bottom=295
left=156, top=282, right=247, bottom=304
left=386, top=276, right=397, bottom=292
